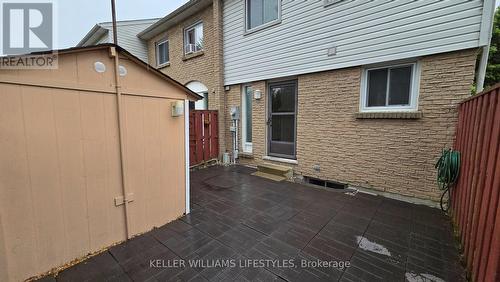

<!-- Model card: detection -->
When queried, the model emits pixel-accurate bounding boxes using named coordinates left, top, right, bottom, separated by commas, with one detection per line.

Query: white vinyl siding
left=95, top=33, right=110, bottom=44
left=107, top=23, right=153, bottom=62
left=223, top=0, right=487, bottom=85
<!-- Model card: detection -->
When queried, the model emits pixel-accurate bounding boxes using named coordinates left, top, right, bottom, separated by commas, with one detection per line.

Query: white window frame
left=241, top=85, right=253, bottom=153
left=194, top=92, right=208, bottom=110
left=183, top=21, right=203, bottom=55
left=155, top=38, right=169, bottom=67
left=360, top=62, right=420, bottom=113
left=244, top=0, right=282, bottom=34
left=324, top=0, right=344, bottom=7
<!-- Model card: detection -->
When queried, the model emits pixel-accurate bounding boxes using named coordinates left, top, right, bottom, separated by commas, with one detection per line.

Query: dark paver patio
left=39, top=165, right=465, bottom=282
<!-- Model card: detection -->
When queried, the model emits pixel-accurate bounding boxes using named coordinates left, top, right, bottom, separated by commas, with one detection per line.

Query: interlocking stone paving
left=37, top=165, right=466, bottom=282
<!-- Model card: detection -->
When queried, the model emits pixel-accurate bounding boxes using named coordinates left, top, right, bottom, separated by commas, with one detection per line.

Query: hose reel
left=435, top=149, right=461, bottom=212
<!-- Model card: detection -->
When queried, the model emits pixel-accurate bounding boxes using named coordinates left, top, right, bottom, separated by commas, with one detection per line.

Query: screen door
left=268, top=81, right=297, bottom=159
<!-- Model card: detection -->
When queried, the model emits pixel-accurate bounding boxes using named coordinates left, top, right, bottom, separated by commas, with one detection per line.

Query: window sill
left=263, top=156, right=298, bottom=165
left=324, top=0, right=343, bottom=8
left=239, top=152, right=254, bottom=159
left=355, top=111, right=423, bottom=119
left=182, top=51, right=204, bottom=61
left=157, top=62, right=170, bottom=69
left=244, top=20, right=281, bottom=36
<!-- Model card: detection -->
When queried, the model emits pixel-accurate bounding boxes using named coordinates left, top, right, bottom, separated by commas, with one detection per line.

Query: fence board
left=189, top=110, right=219, bottom=166
left=469, top=91, right=496, bottom=275
left=452, top=85, right=500, bottom=282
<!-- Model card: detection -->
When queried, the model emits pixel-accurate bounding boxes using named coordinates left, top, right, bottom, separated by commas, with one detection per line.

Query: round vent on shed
left=94, top=61, right=106, bottom=73
left=119, top=65, right=127, bottom=76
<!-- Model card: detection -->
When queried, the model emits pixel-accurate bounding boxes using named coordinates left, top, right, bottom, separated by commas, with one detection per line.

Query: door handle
left=267, top=118, right=272, bottom=126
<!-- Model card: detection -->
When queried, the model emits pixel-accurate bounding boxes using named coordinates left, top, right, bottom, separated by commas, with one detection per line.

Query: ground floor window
left=242, top=85, right=253, bottom=153
left=361, top=62, right=419, bottom=112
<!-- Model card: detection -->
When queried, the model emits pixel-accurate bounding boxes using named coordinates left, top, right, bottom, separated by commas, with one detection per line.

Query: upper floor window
left=184, top=22, right=203, bottom=54
left=360, top=63, right=420, bottom=112
left=246, top=0, right=280, bottom=31
left=156, top=39, right=169, bottom=67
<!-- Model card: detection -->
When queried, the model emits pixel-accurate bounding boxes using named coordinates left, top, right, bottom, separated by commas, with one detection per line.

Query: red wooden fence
left=452, top=84, right=500, bottom=282
left=189, top=110, right=219, bottom=166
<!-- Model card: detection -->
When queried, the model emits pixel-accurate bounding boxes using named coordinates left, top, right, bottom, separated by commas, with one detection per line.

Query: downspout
left=476, top=45, right=491, bottom=93
left=111, top=47, right=132, bottom=239
left=476, top=0, right=496, bottom=93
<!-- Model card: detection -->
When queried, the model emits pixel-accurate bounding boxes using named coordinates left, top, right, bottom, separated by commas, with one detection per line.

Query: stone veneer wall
left=224, top=49, right=478, bottom=201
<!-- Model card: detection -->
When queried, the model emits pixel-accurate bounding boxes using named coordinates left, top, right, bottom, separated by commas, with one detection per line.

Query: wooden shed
left=0, top=44, right=200, bottom=281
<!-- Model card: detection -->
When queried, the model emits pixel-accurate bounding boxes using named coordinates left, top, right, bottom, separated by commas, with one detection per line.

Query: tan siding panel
left=0, top=48, right=189, bottom=281
left=52, top=90, right=90, bottom=261
left=123, top=96, right=147, bottom=235
left=102, top=95, right=127, bottom=243
left=0, top=85, right=37, bottom=281
left=21, top=87, right=67, bottom=272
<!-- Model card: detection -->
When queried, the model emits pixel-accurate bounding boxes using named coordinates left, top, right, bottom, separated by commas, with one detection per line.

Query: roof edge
left=114, top=44, right=203, bottom=100
left=14, top=44, right=203, bottom=101
left=97, top=18, right=160, bottom=28
left=138, top=0, right=212, bottom=40
left=76, top=24, right=107, bottom=47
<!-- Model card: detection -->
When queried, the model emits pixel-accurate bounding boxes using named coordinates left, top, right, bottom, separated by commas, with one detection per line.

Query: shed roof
left=17, top=44, right=202, bottom=100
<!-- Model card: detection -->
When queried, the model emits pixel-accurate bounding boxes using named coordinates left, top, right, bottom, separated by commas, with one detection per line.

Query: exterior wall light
left=254, top=89, right=262, bottom=100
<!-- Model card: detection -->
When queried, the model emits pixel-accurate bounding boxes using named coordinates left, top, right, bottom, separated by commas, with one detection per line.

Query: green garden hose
left=435, top=149, right=461, bottom=212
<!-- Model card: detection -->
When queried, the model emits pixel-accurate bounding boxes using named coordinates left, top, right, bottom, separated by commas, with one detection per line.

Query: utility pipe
left=111, top=0, right=118, bottom=46
left=111, top=46, right=132, bottom=240
left=110, top=0, right=131, bottom=239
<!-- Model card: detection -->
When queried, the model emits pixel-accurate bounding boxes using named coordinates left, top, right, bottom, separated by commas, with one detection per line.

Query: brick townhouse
left=81, top=0, right=495, bottom=202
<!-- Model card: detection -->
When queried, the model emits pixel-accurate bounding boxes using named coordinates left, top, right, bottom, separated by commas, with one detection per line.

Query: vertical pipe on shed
left=111, top=47, right=131, bottom=239
left=111, top=0, right=118, bottom=46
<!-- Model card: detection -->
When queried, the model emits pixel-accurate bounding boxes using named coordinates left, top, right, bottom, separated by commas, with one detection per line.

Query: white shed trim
left=184, top=99, right=191, bottom=214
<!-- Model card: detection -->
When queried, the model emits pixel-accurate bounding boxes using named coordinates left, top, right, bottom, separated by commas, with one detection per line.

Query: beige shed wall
left=225, top=49, right=477, bottom=201
left=0, top=48, right=188, bottom=281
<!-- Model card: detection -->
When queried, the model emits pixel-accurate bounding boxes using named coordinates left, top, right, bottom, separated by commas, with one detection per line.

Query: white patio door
left=241, top=85, right=253, bottom=153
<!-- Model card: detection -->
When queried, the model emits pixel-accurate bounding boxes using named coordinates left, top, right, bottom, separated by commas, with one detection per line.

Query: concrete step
left=251, top=171, right=286, bottom=182
left=256, top=163, right=293, bottom=179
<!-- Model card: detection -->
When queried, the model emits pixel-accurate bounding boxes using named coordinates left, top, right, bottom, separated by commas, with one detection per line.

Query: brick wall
left=224, top=49, right=478, bottom=201
left=147, top=2, right=226, bottom=152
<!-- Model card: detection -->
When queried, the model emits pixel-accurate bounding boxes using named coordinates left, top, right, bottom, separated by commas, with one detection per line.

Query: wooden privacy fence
left=189, top=110, right=219, bottom=166
left=452, top=84, right=500, bottom=282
